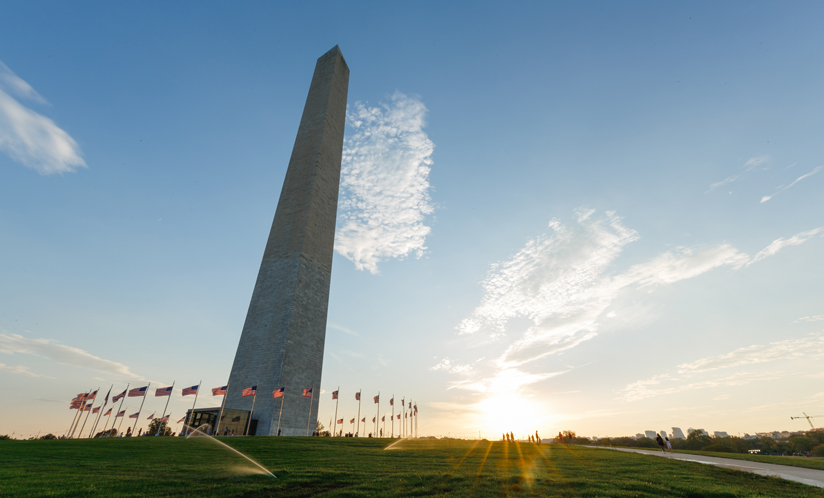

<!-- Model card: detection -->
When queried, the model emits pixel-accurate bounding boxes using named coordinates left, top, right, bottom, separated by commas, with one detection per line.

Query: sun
left=476, top=393, right=545, bottom=438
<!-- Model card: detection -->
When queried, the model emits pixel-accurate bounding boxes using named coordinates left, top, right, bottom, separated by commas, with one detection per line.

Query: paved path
left=603, top=447, right=824, bottom=488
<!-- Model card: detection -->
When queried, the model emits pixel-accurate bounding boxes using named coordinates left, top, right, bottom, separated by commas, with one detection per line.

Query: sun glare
left=477, top=393, right=545, bottom=438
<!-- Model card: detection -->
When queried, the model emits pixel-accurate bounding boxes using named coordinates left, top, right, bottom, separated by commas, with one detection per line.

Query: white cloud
left=748, top=227, right=823, bottom=265
left=707, top=156, right=769, bottom=191
left=618, top=333, right=824, bottom=402
left=454, top=211, right=822, bottom=395
left=335, top=91, right=435, bottom=274
left=430, top=358, right=473, bottom=374
left=677, top=333, right=824, bottom=374
left=327, top=322, right=360, bottom=336
left=0, top=362, right=50, bottom=378
left=794, top=315, right=824, bottom=323
left=761, top=165, right=822, bottom=203
left=0, top=60, right=86, bottom=175
left=0, top=332, right=139, bottom=378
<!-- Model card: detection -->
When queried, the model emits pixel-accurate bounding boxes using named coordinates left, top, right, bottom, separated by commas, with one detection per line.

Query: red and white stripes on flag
left=302, top=388, right=312, bottom=397
left=128, top=386, right=148, bottom=397
left=155, top=386, right=173, bottom=397
left=355, top=392, right=360, bottom=401
left=104, top=408, right=112, bottom=416
left=182, top=385, right=199, bottom=396
left=273, top=387, right=285, bottom=399
left=87, top=390, right=98, bottom=401
left=337, top=418, right=343, bottom=424
left=83, top=402, right=92, bottom=411
left=113, top=389, right=127, bottom=402
left=92, top=407, right=100, bottom=414
left=161, top=415, right=170, bottom=422
left=361, top=417, right=365, bottom=423
left=373, top=394, right=379, bottom=404
left=397, top=414, right=400, bottom=420
left=116, top=410, right=125, bottom=418
left=129, top=412, right=139, bottom=419
left=211, top=385, right=227, bottom=396
left=146, top=412, right=156, bottom=420
left=242, top=385, right=257, bottom=397
left=350, top=418, right=355, bottom=424
left=332, top=390, right=338, bottom=400
left=177, top=417, right=185, bottom=423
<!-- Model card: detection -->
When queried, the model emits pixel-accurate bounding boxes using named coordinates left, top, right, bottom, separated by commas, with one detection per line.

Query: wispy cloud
left=0, top=332, right=139, bottom=378
left=761, top=165, right=822, bottom=203
left=335, top=91, right=435, bottom=274
left=430, top=357, right=473, bottom=374
left=0, top=60, right=86, bottom=175
left=327, top=322, right=360, bottom=337
left=677, top=333, right=824, bottom=373
left=794, top=315, right=824, bottom=323
left=0, top=362, right=51, bottom=378
left=748, top=227, right=823, bottom=265
left=450, top=211, right=821, bottom=398
left=618, top=333, right=824, bottom=402
left=707, top=156, right=769, bottom=192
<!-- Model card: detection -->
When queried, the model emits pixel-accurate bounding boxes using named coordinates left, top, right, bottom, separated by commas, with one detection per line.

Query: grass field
left=2, top=437, right=823, bottom=497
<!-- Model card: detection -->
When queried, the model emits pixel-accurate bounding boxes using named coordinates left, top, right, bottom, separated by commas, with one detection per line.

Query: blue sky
left=1, top=1, right=823, bottom=439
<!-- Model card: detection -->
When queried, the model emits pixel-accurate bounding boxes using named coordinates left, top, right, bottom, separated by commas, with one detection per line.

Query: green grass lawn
left=1, top=437, right=822, bottom=497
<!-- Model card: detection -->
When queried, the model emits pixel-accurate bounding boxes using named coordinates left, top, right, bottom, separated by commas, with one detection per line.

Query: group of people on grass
left=502, top=431, right=541, bottom=443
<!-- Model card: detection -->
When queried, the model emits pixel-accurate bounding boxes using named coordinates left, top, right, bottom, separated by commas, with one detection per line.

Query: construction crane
left=790, top=412, right=824, bottom=430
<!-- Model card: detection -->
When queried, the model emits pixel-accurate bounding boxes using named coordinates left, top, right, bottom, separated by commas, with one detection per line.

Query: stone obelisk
left=224, top=46, right=348, bottom=436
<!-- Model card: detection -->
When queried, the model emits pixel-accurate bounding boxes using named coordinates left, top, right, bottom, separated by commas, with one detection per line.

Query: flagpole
left=103, top=409, right=113, bottom=436
left=184, top=381, right=201, bottom=436
left=245, top=381, right=257, bottom=436
left=216, top=380, right=230, bottom=436
left=111, top=383, right=129, bottom=435
left=132, top=382, right=151, bottom=435
left=305, top=385, right=315, bottom=436
left=391, top=394, right=394, bottom=438
left=89, top=385, right=112, bottom=438
left=78, top=387, right=99, bottom=438
left=276, top=391, right=284, bottom=436
left=356, top=389, right=361, bottom=436
left=333, top=386, right=339, bottom=437
left=376, top=391, right=380, bottom=438
left=70, top=388, right=92, bottom=438
left=65, top=405, right=80, bottom=438
left=156, top=381, right=175, bottom=436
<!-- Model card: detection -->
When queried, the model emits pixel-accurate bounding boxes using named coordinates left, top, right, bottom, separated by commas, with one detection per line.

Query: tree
left=40, top=434, right=57, bottom=440
left=789, top=435, right=815, bottom=453
left=94, top=428, right=117, bottom=438
left=685, top=429, right=712, bottom=450
left=147, top=419, right=172, bottom=436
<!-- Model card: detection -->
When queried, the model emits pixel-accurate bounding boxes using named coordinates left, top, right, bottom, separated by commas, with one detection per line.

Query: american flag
left=92, top=407, right=100, bottom=414
left=372, top=417, right=376, bottom=423
left=414, top=404, right=418, bottom=414
left=155, top=386, right=173, bottom=397
left=146, top=412, right=156, bottom=420
left=104, top=408, right=112, bottom=416
left=177, top=417, right=185, bottom=423
left=332, top=390, right=338, bottom=400
left=161, top=415, right=170, bottom=422
left=83, top=402, right=93, bottom=411
left=211, top=385, right=227, bottom=396
left=113, top=389, right=127, bottom=402
left=103, top=388, right=111, bottom=404
left=337, top=418, right=343, bottom=424
left=87, top=390, right=98, bottom=401
left=361, top=417, right=365, bottom=423
left=273, top=387, right=285, bottom=399
left=397, top=414, right=400, bottom=419
left=390, top=397, right=394, bottom=406
left=355, top=392, right=360, bottom=401
left=182, top=385, right=199, bottom=396
left=302, top=388, right=312, bottom=397
left=70, top=399, right=82, bottom=409
left=128, top=386, right=148, bottom=397
left=129, top=412, right=139, bottom=419
left=242, top=385, right=257, bottom=397
left=373, top=394, right=379, bottom=404
left=350, top=418, right=354, bottom=424
left=405, top=412, right=407, bottom=418
left=382, top=416, right=385, bottom=422
left=409, top=402, right=412, bottom=409
left=116, top=410, right=125, bottom=418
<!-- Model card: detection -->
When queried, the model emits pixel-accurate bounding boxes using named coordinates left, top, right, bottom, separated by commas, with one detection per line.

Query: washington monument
left=223, top=46, right=349, bottom=435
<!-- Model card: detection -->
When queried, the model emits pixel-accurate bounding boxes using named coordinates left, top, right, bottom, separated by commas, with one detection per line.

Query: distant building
left=645, top=430, right=657, bottom=439
left=714, top=431, right=729, bottom=438
left=743, top=434, right=757, bottom=441
left=635, top=434, right=644, bottom=440
left=671, top=427, right=686, bottom=439
left=660, top=430, right=668, bottom=439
